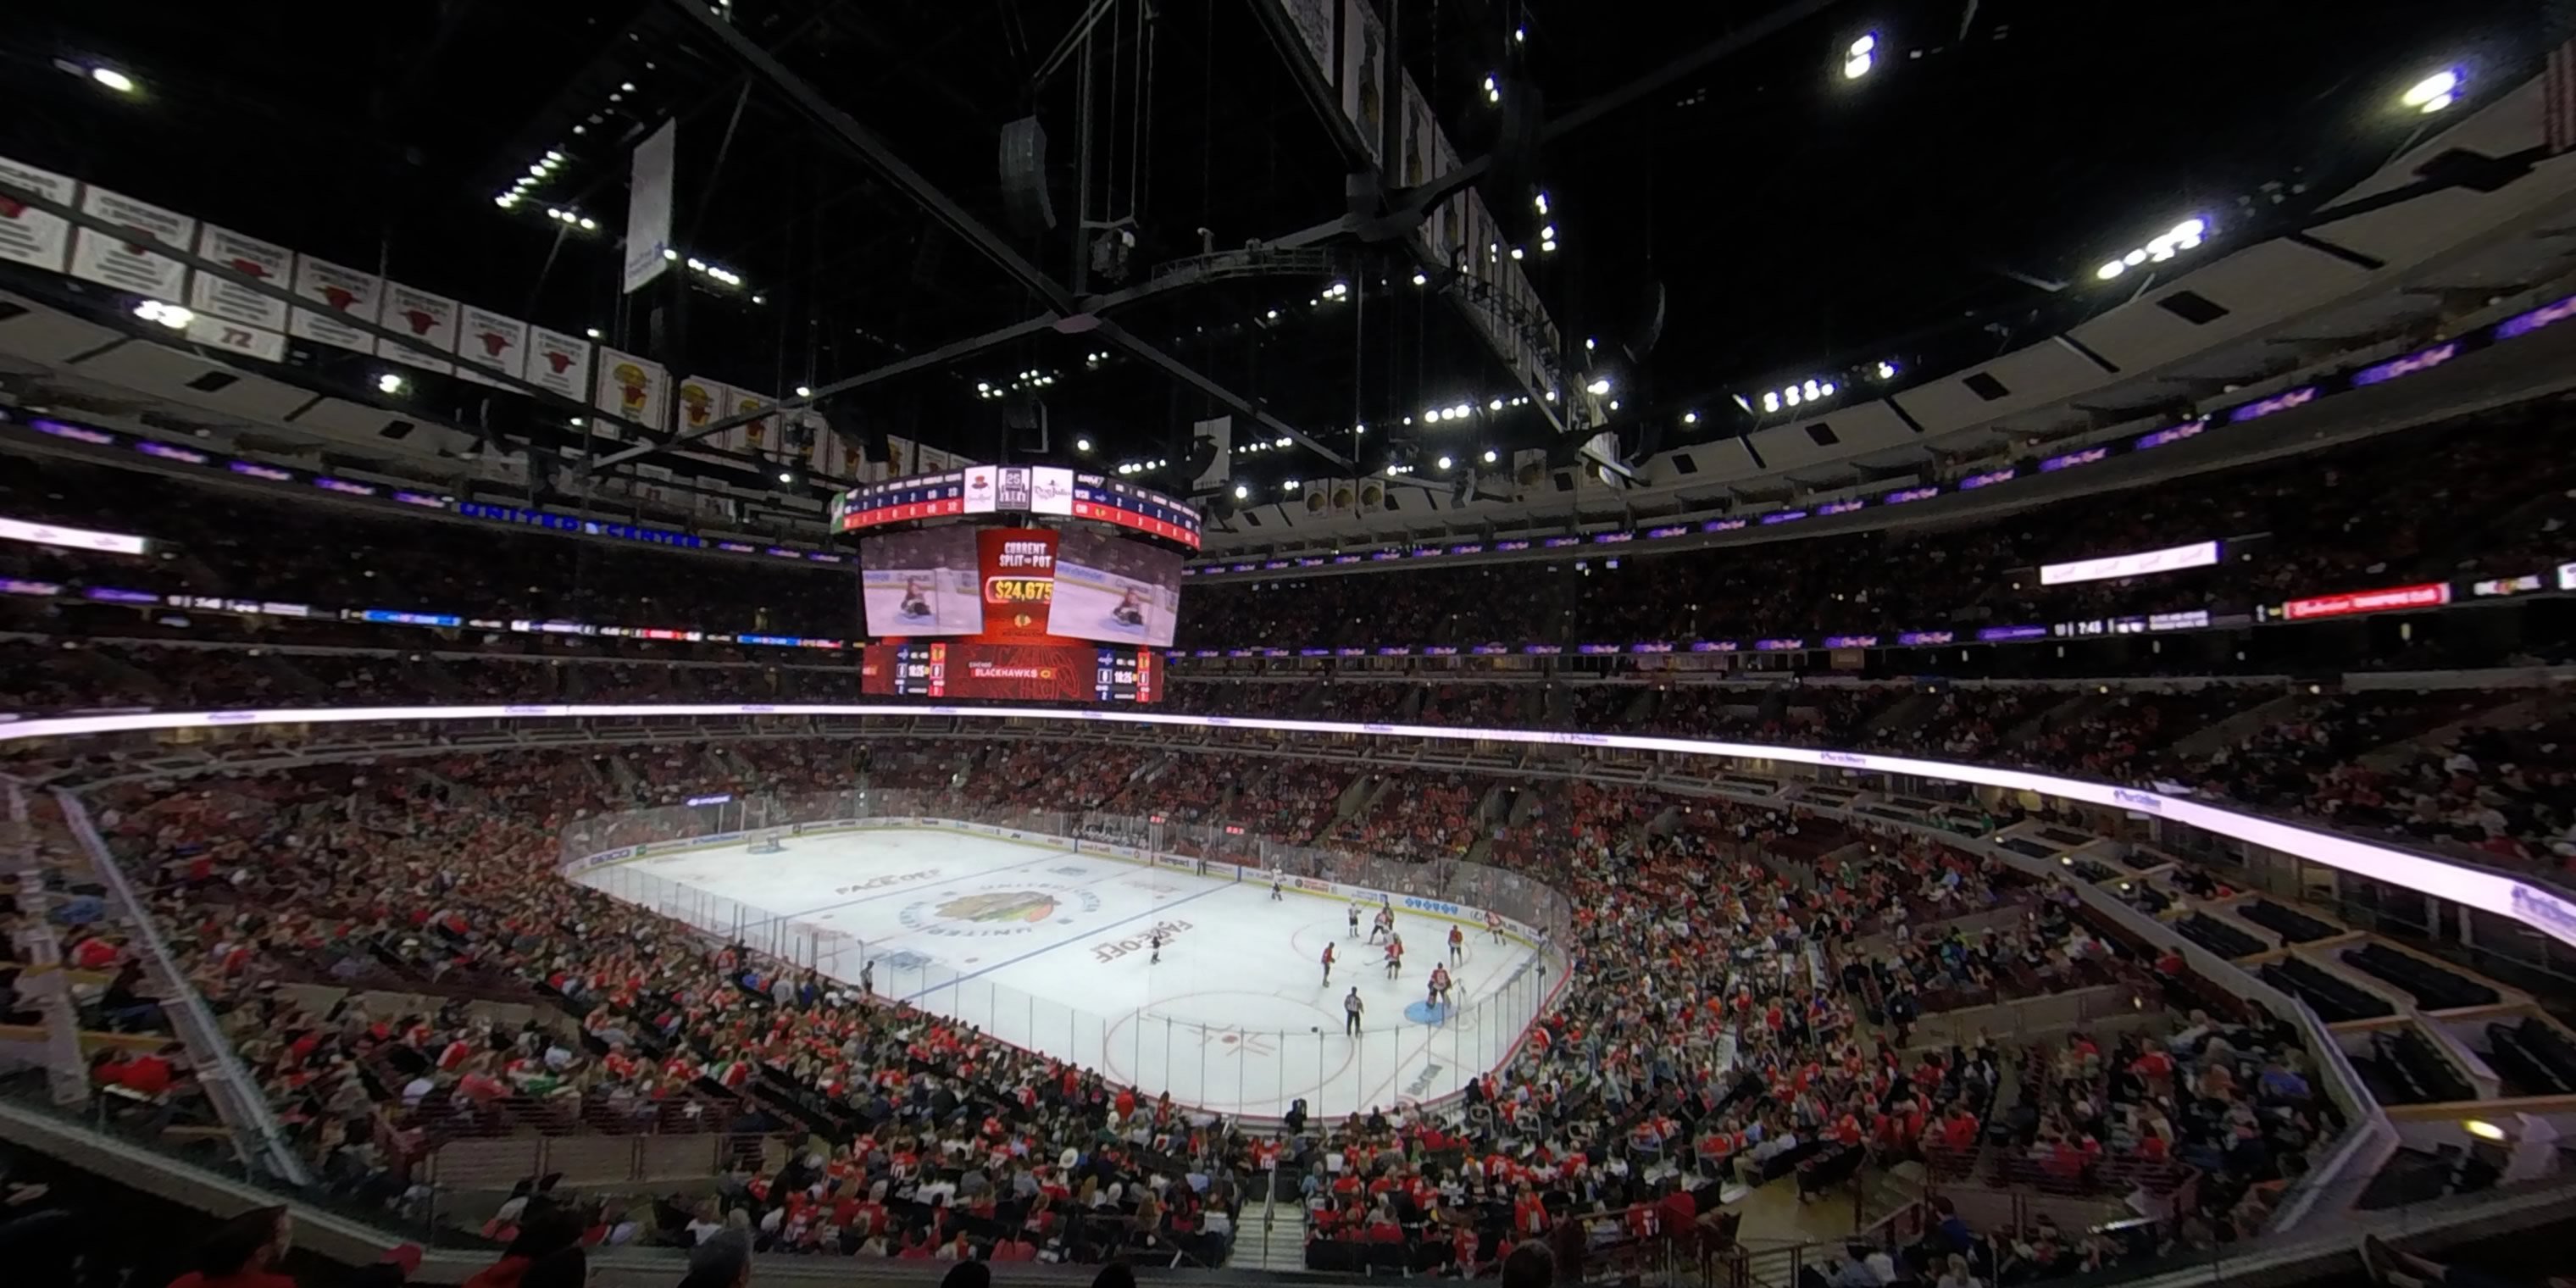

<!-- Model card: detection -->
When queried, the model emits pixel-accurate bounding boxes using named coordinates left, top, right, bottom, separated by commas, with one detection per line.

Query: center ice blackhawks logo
left=941, top=891, right=1056, bottom=924
left=898, top=882, right=1102, bottom=939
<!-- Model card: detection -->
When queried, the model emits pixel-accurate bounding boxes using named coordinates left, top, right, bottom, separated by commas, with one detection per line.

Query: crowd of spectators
left=3, top=708, right=2372, bottom=1284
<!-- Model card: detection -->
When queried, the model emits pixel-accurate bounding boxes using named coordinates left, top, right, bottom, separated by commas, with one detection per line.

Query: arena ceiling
left=0, top=0, right=2542, bottom=508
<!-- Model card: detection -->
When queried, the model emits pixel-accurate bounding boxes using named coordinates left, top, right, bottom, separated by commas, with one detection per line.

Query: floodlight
left=91, top=67, right=136, bottom=93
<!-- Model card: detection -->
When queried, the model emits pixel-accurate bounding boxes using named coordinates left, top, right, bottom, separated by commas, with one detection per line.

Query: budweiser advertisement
left=2280, top=581, right=2451, bottom=621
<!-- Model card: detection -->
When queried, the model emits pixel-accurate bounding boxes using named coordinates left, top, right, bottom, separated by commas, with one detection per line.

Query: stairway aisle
left=1250, top=1184, right=1307, bottom=1270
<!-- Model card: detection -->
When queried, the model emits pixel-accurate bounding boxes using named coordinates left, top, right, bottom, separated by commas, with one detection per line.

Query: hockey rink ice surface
left=585, top=827, right=1557, bottom=1118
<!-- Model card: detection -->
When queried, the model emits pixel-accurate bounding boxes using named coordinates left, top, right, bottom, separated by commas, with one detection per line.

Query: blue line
left=747, top=844, right=1078, bottom=932
left=901, top=880, right=1232, bottom=1002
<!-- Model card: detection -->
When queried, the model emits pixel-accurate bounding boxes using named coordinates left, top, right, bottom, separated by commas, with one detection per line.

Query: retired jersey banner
left=289, top=255, right=384, bottom=354
left=70, top=186, right=194, bottom=301
left=189, top=225, right=292, bottom=331
left=526, top=326, right=591, bottom=402
left=622, top=119, right=675, bottom=294
left=593, top=347, right=668, bottom=433
left=378, top=282, right=459, bottom=374
left=0, top=156, right=75, bottom=273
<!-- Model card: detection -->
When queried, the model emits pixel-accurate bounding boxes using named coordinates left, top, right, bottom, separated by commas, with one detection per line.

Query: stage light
left=1283, top=479, right=1300, bottom=491
left=376, top=373, right=408, bottom=395
left=577, top=217, right=596, bottom=230
left=1683, top=412, right=1698, bottom=425
left=1535, top=192, right=1549, bottom=215
left=545, top=150, right=564, bottom=163
left=133, top=300, right=191, bottom=330
left=1275, top=436, right=1291, bottom=447
left=493, top=196, right=512, bottom=208
left=586, top=327, right=602, bottom=339
left=90, top=67, right=136, bottom=94
left=1843, top=32, right=1877, bottom=80
left=663, top=248, right=679, bottom=260
left=547, top=208, right=564, bottom=220
left=1452, top=402, right=1472, bottom=419
left=1436, top=455, right=1454, bottom=470
left=1541, top=241, right=1557, bottom=253
left=1412, top=271, right=1429, bottom=286
left=1515, top=26, right=1524, bottom=42
left=1233, top=484, right=1250, bottom=500
left=1509, top=247, right=1524, bottom=260
left=794, top=386, right=812, bottom=397
left=777, top=469, right=796, bottom=485
left=1482, top=449, right=1498, bottom=464
left=1265, top=308, right=1280, bottom=319
left=2097, top=217, right=2208, bottom=281
left=2464, top=1119, right=2507, bottom=1141
left=1490, top=398, right=1504, bottom=411
left=2403, top=69, right=2460, bottom=113
left=1585, top=378, right=1612, bottom=396
left=1875, top=359, right=1901, bottom=380
left=1539, top=225, right=1555, bottom=241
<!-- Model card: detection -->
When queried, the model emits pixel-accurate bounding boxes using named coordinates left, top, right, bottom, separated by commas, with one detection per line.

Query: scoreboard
left=869, top=641, right=1158, bottom=702
left=834, top=464, right=1202, bottom=549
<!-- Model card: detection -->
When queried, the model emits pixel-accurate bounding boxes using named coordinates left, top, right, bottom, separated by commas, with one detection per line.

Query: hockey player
left=1149, top=928, right=1163, bottom=964
left=1271, top=872, right=1285, bottom=901
left=1486, top=910, right=1507, bottom=943
left=1348, top=901, right=1363, bottom=938
left=1448, top=924, right=1466, bottom=963
left=1320, top=940, right=1336, bottom=985
left=1370, top=907, right=1394, bottom=945
left=1429, top=963, right=1454, bottom=1008
left=1344, top=987, right=1365, bottom=1035
left=1384, top=934, right=1404, bottom=980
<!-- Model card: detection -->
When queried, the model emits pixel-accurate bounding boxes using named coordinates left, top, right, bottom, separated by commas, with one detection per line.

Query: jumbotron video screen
left=857, top=524, right=1176, bottom=702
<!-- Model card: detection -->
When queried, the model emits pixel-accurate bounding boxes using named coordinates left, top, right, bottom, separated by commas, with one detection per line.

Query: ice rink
left=579, top=826, right=1558, bottom=1119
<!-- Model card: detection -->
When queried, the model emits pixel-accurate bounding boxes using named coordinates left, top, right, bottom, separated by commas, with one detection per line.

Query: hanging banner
left=526, top=326, right=591, bottom=401
left=1337, top=0, right=1385, bottom=164
left=289, top=255, right=384, bottom=354
left=594, top=346, right=668, bottom=433
left=675, top=375, right=724, bottom=442
left=456, top=306, right=530, bottom=387
left=377, top=282, right=459, bottom=373
left=69, top=186, right=194, bottom=301
left=188, top=225, right=293, bottom=331
left=622, top=119, right=675, bottom=294
left=0, top=155, right=77, bottom=273
left=184, top=314, right=286, bottom=364
left=724, top=386, right=775, bottom=455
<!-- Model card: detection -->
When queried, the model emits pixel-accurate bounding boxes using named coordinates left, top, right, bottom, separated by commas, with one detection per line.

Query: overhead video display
left=1048, top=528, right=1183, bottom=647
left=859, top=527, right=982, bottom=636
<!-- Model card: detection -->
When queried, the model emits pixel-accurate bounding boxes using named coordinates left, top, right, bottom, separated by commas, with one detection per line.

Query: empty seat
left=2240, top=900, right=2336, bottom=944
left=2340, top=944, right=2497, bottom=1010
left=2261, top=958, right=2394, bottom=1023
left=2175, top=913, right=2264, bottom=959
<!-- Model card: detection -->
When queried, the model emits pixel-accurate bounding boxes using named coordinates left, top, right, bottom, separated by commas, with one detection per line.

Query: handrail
left=50, top=787, right=314, bottom=1187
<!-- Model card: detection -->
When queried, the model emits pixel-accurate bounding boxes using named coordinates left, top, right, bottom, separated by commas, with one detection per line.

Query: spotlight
left=1585, top=378, right=1612, bottom=396
left=1232, top=484, right=1249, bottom=500
left=1683, top=412, right=1698, bottom=425
left=1490, top=399, right=1504, bottom=411
left=2402, top=69, right=2461, bottom=114
left=586, top=327, right=602, bottom=339
left=90, top=67, right=137, bottom=94
left=1843, top=33, right=1877, bottom=80
left=376, top=373, right=408, bottom=395
left=577, top=217, right=596, bottom=230
left=794, top=385, right=812, bottom=397
left=132, top=300, right=192, bottom=330
left=1412, top=271, right=1429, bottom=286
left=1074, top=436, right=1093, bottom=453
left=1436, top=455, right=1454, bottom=470
left=1482, top=449, right=1497, bottom=464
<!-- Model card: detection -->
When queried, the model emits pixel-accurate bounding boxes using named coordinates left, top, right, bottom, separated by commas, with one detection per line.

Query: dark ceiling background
left=0, top=0, right=2543, bottom=505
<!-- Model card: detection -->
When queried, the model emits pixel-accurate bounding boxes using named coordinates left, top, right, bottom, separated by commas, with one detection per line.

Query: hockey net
left=747, top=826, right=788, bottom=853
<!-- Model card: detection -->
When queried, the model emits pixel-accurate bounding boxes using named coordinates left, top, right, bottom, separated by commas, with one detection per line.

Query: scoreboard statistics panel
left=836, top=466, right=1202, bottom=550
left=863, top=641, right=1158, bottom=702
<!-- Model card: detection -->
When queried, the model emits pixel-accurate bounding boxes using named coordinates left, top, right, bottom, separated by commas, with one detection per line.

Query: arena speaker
left=1357, top=477, right=1386, bottom=510
left=1304, top=480, right=1334, bottom=515
left=1330, top=478, right=1357, bottom=511
left=999, top=116, right=1057, bottom=236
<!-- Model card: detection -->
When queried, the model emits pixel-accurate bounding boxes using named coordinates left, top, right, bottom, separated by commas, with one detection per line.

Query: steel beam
left=1091, top=319, right=1348, bottom=464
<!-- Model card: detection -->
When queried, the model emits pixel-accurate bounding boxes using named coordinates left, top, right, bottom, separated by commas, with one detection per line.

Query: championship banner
left=675, top=375, right=724, bottom=443
left=622, top=119, right=675, bottom=294
left=526, top=326, right=591, bottom=402
left=188, top=225, right=293, bottom=331
left=289, top=254, right=384, bottom=354
left=378, top=282, right=460, bottom=374
left=724, top=386, right=776, bottom=454
left=185, top=314, right=286, bottom=364
left=457, top=306, right=530, bottom=387
left=0, top=154, right=75, bottom=272
left=70, top=186, right=194, bottom=301
left=593, top=346, right=669, bottom=433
